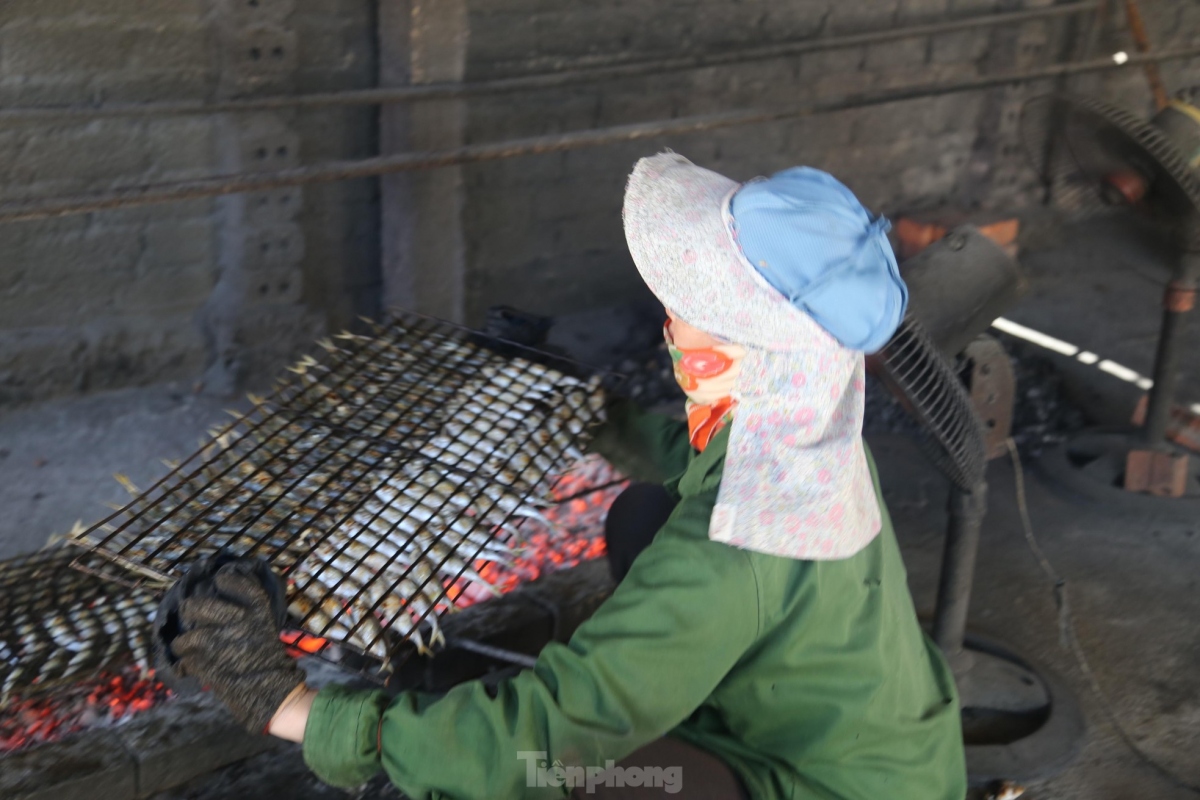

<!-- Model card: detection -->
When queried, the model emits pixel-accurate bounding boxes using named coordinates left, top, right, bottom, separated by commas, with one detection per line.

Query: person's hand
left=173, top=565, right=306, bottom=733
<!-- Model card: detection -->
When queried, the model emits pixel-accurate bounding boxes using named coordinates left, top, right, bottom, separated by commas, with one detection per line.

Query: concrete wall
left=458, top=0, right=1074, bottom=323
left=293, top=0, right=382, bottom=337
left=456, top=0, right=1200, bottom=323
left=1091, top=1, right=1200, bottom=115
left=0, top=1, right=217, bottom=404
left=0, top=0, right=378, bottom=405
left=2, top=0, right=1196, bottom=402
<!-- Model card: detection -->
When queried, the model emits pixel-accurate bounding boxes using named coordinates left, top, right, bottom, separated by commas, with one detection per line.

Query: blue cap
left=730, top=166, right=907, bottom=353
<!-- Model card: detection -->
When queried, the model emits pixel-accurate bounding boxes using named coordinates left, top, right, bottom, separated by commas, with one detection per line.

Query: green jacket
left=303, top=402, right=966, bottom=799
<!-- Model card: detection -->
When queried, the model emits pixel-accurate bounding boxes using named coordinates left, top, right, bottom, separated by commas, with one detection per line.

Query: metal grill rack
left=69, top=312, right=608, bottom=670
left=0, top=548, right=157, bottom=703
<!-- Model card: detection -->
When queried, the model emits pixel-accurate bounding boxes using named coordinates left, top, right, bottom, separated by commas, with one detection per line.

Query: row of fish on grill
left=0, top=553, right=159, bottom=704
left=50, top=323, right=609, bottom=680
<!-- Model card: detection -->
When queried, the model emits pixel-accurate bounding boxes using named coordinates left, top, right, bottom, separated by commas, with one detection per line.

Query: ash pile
left=999, top=339, right=1088, bottom=456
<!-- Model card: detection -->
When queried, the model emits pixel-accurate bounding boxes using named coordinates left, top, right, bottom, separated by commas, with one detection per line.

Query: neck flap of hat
left=624, top=152, right=881, bottom=560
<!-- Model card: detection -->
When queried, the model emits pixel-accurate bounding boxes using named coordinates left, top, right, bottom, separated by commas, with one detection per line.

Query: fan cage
left=877, top=316, right=988, bottom=492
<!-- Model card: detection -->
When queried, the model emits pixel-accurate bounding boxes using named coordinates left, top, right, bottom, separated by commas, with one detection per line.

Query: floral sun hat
left=622, top=152, right=894, bottom=560
left=731, top=166, right=906, bottom=353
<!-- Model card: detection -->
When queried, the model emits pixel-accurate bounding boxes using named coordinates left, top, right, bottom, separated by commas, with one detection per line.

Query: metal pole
left=0, top=2, right=1099, bottom=124
left=445, top=637, right=539, bottom=669
left=2, top=46, right=1199, bottom=225
left=1121, top=0, right=1171, bottom=110
left=1143, top=278, right=1198, bottom=446
left=933, top=481, right=988, bottom=662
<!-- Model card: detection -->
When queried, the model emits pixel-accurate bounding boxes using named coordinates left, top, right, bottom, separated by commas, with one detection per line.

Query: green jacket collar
left=665, top=424, right=730, bottom=499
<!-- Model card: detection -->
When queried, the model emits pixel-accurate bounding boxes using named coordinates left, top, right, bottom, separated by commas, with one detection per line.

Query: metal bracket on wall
left=962, top=335, right=1016, bottom=461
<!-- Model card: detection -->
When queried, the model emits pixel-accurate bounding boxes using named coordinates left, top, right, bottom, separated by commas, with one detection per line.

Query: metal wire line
left=85, top=325, right=395, bottom=551
left=266, top=322, right=596, bottom=651
left=333, top=344, right=601, bottom=649
left=90, top=329, right=441, bottom=646
left=322, top=372, right=595, bottom=654
left=85, top=327, right=449, bottom=600
left=282, top=348, right=598, bottom=652
left=163, top=333, right=448, bottom=585
left=0, top=549, right=157, bottom=700
left=0, top=2, right=1098, bottom=125
left=3, top=45, right=1198, bottom=226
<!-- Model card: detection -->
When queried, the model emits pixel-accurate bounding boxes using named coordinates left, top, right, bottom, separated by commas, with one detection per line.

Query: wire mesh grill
left=0, top=548, right=157, bottom=704
left=876, top=315, right=987, bottom=492
left=69, top=312, right=608, bottom=669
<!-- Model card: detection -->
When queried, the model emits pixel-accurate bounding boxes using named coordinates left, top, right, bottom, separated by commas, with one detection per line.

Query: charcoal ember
left=484, top=305, right=552, bottom=347
left=0, top=665, right=169, bottom=754
left=862, top=374, right=924, bottom=437
left=1004, top=342, right=1087, bottom=456
left=448, top=455, right=625, bottom=606
left=614, top=343, right=678, bottom=407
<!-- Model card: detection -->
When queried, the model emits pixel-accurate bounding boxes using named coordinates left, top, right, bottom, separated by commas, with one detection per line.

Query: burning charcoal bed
left=447, top=455, right=625, bottom=604
left=62, top=312, right=614, bottom=677
left=0, top=473, right=622, bottom=763
left=0, top=664, right=169, bottom=755
left=0, top=548, right=168, bottom=754
left=0, top=310, right=634, bottom=789
left=0, top=549, right=160, bottom=705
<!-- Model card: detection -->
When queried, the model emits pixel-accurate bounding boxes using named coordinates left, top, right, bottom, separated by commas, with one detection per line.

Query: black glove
left=172, top=565, right=305, bottom=733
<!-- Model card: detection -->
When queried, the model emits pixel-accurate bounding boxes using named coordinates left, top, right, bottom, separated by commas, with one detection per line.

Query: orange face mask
left=664, top=322, right=746, bottom=451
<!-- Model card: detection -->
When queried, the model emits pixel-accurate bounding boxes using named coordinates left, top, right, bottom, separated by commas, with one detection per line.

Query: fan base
left=957, top=634, right=1086, bottom=787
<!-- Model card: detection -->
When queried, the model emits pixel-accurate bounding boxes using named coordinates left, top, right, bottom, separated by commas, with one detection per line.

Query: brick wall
left=2, top=0, right=1196, bottom=402
left=458, top=0, right=1027, bottom=321
left=0, top=0, right=378, bottom=405
left=1092, top=0, right=1200, bottom=115
left=457, top=0, right=1199, bottom=323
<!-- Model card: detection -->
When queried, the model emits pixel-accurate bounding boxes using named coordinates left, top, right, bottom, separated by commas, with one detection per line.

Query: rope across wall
left=0, top=2, right=1100, bottom=124
left=1, top=46, right=1197, bottom=224
left=3, top=1, right=1194, bottom=225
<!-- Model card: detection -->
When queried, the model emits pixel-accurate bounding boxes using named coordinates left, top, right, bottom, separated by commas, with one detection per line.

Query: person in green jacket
left=171, top=154, right=967, bottom=799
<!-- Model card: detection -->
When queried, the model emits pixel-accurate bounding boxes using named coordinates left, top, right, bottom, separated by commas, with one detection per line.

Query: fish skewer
left=304, top=546, right=442, bottom=657
left=289, top=567, right=390, bottom=665
left=0, top=593, right=158, bottom=702
left=287, top=592, right=359, bottom=645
